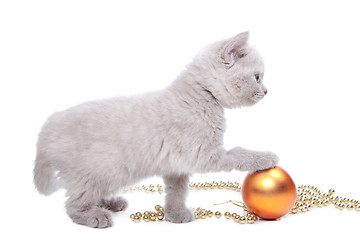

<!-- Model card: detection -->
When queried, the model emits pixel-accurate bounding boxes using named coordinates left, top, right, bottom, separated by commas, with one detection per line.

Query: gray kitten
left=33, top=32, right=278, bottom=228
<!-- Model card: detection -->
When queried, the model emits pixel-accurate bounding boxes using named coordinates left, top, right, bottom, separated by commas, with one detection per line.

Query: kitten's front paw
left=164, top=207, right=194, bottom=223
left=251, top=151, right=279, bottom=173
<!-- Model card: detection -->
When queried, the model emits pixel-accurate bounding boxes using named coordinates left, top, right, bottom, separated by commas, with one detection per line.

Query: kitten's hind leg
left=101, top=196, right=128, bottom=212
left=65, top=191, right=113, bottom=228
left=163, top=174, right=194, bottom=223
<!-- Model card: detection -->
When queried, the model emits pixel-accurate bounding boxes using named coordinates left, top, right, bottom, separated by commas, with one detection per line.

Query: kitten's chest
left=179, top=111, right=225, bottom=163
left=175, top=105, right=225, bottom=146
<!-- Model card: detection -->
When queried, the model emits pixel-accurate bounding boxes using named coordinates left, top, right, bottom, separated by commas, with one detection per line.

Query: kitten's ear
left=220, top=31, right=249, bottom=68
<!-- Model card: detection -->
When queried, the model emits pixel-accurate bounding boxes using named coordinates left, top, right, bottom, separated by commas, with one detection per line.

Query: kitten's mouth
left=252, top=92, right=265, bottom=101
left=248, top=92, right=265, bottom=105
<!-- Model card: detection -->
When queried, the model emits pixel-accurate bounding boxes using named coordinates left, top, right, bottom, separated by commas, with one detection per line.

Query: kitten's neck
left=168, top=68, right=223, bottom=113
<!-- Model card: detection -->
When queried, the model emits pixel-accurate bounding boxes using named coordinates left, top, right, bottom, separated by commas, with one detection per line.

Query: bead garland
left=127, top=181, right=360, bottom=224
left=130, top=205, right=165, bottom=222
left=292, top=184, right=360, bottom=213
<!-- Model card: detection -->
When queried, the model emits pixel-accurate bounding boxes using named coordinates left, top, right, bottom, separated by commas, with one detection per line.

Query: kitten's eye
left=255, top=73, right=261, bottom=83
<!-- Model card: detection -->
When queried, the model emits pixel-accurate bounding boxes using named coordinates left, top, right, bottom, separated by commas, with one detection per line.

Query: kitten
left=33, top=32, right=278, bottom=228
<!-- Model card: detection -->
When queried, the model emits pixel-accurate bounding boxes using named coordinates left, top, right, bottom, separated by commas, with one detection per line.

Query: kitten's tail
left=33, top=152, right=59, bottom=196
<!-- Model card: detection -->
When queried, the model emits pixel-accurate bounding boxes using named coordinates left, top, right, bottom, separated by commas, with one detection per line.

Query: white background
left=1, top=0, right=359, bottom=239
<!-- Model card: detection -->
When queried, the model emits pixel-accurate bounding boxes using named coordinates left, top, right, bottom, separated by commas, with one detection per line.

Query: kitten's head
left=198, top=32, right=267, bottom=108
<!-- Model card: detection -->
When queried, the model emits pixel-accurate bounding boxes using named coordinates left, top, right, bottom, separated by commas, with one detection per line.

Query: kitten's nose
left=264, top=89, right=268, bottom=95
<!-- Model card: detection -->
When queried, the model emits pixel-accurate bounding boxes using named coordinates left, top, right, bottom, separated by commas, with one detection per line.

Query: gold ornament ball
left=242, top=166, right=297, bottom=220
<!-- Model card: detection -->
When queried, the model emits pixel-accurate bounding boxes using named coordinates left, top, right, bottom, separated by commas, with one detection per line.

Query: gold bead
left=133, top=216, right=140, bottom=222
left=130, top=214, right=135, bottom=221
left=143, top=215, right=150, bottom=222
left=155, top=205, right=163, bottom=212
left=328, top=189, right=335, bottom=195
left=290, top=207, right=298, bottom=214
left=317, top=200, right=324, bottom=207
left=346, top=204, right=354, bottom=211
left=207, top=210, right=214, bottom=218
left=355, top=204, right=360, bottom=211
left=194, top=212, right=201, bottom=219
left=215, top=211, right=221, bottom=218
left=233, top=215, right=240, bottom=223
left=157, top=212, right=164, bottom=220
left=224, top=212, right=231, bottom=219
left=149, top=212, right=157, bottom=221
left=239, top=216, right=246, bottom=224
left=135, top=212, right=142, bottom=218
left=247, top=216, right=255, bottom=224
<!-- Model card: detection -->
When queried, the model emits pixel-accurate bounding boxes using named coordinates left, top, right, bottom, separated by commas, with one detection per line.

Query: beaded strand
left=127, top=181, right=360, bottom=224
left=292, top=185, right=360, bottom=213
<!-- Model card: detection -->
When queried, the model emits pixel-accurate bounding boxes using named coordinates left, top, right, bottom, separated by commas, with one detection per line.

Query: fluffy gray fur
left=33, top=32, right=278, bottom=228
